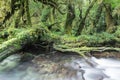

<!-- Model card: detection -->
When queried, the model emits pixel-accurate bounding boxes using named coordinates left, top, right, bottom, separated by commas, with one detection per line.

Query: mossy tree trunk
left=0, top=0, right=31, bottom=29
left=104, top=3, right=116, bottom=33
left=0, top=26, right=49, bottom=62
left=93, top=2, right=103, bottom=29
left=64, top=0, right=75, bottom=34
left=0, top=0, right=32, bottom=61
left=76, top=0, right=97, bottom=36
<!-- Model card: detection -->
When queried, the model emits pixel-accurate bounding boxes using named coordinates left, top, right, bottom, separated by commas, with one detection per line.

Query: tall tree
left=104, top=3, right=116, bottom=33
left=93, top=2, right=103, bottom=27
left=76, top=0, right=97, bottom=36
left=64, top=0, right=75, bottom=34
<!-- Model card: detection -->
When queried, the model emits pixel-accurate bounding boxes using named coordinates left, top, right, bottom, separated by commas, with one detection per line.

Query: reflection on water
left=0, top=54, right=120, bottom=80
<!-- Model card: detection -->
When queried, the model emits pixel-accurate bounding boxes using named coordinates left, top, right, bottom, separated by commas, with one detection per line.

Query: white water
left=91, top=57, right=120, bottom=80
left=0, top=56, right=120, bottom=80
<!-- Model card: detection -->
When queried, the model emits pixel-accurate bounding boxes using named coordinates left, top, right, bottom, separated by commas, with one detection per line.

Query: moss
left=115, top=26, right=120, bottom=37
left=0, top=0, right=11, bottom=22
left=41, top=6, right=51, bottom=22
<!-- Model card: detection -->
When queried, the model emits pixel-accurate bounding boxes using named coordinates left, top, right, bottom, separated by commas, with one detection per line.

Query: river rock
left=0, top=54, right=21, bottom=72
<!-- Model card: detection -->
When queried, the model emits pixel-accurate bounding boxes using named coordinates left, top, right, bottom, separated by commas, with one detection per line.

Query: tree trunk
left=76, top=0, right=97, bottom=36
left=93, top=3, right=103, bottom=28
left=0, top=25, right=120, bottom=62
left=104, top=3, right=116, bottom=33
left=64, top=1, right=75, bottom=34
left=0, top=26, right=48, bottom=62
left=0, top=0, right=32, bottom=28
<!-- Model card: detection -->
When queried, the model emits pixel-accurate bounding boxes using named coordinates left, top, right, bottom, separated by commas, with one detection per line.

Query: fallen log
left=0, top=26, right=49, bottom=61
left=0, top=25, right=120, bottom=62
left=53, top=44, right=120, bottom=57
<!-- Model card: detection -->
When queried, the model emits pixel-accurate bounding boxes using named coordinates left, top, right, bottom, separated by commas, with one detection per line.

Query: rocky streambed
left=0, top=51, right=120, bottom=80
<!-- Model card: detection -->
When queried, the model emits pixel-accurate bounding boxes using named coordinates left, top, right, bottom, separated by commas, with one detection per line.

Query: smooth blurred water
left=91, top=57, right=120, bottom=80
left=0, top=55, right=120, bottom=80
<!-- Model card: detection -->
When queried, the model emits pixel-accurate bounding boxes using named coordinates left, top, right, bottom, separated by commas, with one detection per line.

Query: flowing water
left=0, top=53, right=120, bottom=80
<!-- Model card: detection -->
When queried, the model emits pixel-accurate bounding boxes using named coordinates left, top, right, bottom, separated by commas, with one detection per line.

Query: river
left=0, top=52, right=120, bottom=80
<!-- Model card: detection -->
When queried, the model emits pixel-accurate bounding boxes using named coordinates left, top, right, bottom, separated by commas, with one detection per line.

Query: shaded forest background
left=0, top=0, right=120, bottom=60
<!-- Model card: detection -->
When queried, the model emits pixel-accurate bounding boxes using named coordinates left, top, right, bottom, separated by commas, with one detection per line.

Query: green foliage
left=41, top=6, right=51, bottom=22
left=115, top=26, right=120, bottom=38
left=29, top=0, right=42, bottom=17
left=104, top=0, right=120, bottom=8
left=0, top=0, right=11, bottom=22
